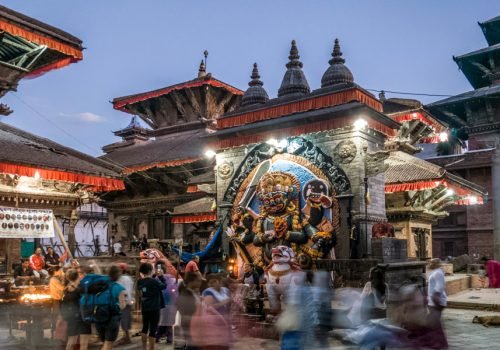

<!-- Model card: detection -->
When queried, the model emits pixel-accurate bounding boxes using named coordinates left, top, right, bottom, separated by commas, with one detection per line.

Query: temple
left=0, top=5, right=123, bottom=272
left=426, top=14, right=500, bottom=259
left=103, top=38, right=485, bottom=266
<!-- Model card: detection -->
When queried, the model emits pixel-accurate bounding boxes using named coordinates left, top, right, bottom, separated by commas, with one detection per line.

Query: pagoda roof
left=384, top=150, right=486, bottom=203
left=0, top=5, right=83, bottom=77
left=427, top=83, right=500, bottom=108
left=100, top=127, right=208, bottom=172
left=112, top=75, right=243, bottom=112
left=479, top=15, right=500, bottom=45
left=0, top=122, right=123, bottom=191
left=453, top=42, right=500, bottom=89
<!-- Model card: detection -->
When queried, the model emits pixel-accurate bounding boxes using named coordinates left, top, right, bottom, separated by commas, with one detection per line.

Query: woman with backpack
left=61, top=268, right=91, bottom=350
left=138, top=262, right=167, bottom=350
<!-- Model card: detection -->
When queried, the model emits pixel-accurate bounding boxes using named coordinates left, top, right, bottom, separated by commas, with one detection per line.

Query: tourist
left=176, top=272, right=203, bottom=350
left=14, top=259, right=36, bottom=286
left=116, top=263, right=134, bottom=346
left=62, top=269, right=91, bottom=350
left=141, top=234, right=148, bottom=251
left=156, top=261, right=179, bottom=344
left=45, top=246, right=61, bottom=272
left=426, top=258, right=448, bottom=349
left=49, top=266, right=65, bottom=342
left=113, top=239, right=124, bottom=256
left=202, top=273, right=231, bottom=320
left=185, top=255, right=204, bottom=281
left=360, top=266, right=388, bottom=321
left=94, top=265, right=127, bottom=350
left=138, top=262, right=166, bottom=350
left=30, top=247, right=49, bottom=280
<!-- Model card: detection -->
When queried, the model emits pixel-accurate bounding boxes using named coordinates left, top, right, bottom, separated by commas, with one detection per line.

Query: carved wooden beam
left=215, top=91, right=235, bottom=115
left=170, top=90, right=186, bottom=116
left=156, top=96, right=177, bottom=126
left=185, top=88, right=203, bottom=119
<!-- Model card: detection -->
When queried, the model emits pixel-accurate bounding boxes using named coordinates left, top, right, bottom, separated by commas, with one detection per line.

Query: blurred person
left=360, top=266, right=388, bottom=322
left=62, top=269, right=91, bottom=350
left=176, top=272, right=203, bottom=350
left=138, top=262, right=166, bottom=350
left=310, top=271, right=332, bottom=349
left=141, top=234, right=149, bottom=251
left=30, top=247, right=49, bottom=280
left=202, top=274, right=231, bottom=319
left=49, top=266, right=65, bottom=341
left=94, top=265, right=127, bottom=350
left=156, top=262, right=179, bottom=344
left=185, top=255, right=204, bottom=281
left=426, top=258, right=448, bottom=350
left=116, top=263, right=135, bottom=346
left=14, top=259, right=37, bottom=286
left=45, top=247, right=60, bottom=272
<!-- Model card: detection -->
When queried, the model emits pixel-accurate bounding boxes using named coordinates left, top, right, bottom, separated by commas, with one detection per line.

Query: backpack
left=79, top=274, right=121, bottom=323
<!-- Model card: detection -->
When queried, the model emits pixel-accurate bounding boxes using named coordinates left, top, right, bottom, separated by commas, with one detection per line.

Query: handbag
left=190, top=302, right=230, bottom=346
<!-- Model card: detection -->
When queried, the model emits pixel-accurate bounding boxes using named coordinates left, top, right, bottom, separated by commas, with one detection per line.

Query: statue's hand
left=263, top=230, right=275, bottom=242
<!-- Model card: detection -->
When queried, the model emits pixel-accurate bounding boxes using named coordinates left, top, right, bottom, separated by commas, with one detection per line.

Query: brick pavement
left=1, top=308, right=499, bottom=349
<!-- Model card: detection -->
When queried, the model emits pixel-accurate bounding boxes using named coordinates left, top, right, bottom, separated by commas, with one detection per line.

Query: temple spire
left=321, top=38, right=354, bottom=88
left=241, top=63, right=269, bottom=107
left=198, top=59, right=206, bottom=78
left=278, top=40, right=310, bottom=97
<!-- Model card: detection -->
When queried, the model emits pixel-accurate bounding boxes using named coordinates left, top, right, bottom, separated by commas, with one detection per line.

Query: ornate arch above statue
left=223, top=137, right=351, bottom=203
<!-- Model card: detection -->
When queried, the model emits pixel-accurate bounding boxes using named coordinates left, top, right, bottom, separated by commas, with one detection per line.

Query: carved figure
left=140, top=248, right=177, bottom=276
left=334, top=140, right=357, bottom=164
left=251, top=172, right=307, bottom=264
left=301, top=179, right=337, bottom=261
left=371, top=223, right=395, bottom=239
left=264, top=245, right=302, bottom=313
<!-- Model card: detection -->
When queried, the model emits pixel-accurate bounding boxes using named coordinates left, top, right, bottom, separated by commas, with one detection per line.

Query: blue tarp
left=172, top=226, right=222, bottom=263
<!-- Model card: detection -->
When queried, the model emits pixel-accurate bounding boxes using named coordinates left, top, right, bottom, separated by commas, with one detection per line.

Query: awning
left=170, top=213, right=217, bottom=224
left=0, top=161, right=124, bottom=192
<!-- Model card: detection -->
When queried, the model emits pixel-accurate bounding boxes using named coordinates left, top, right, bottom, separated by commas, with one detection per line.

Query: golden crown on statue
left=258, top=172, right=299, bottom=196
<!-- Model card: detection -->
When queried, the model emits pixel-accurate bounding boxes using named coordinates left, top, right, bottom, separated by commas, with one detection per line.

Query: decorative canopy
left=240, top=63, right=269, bottom=107
left=321, top=39, right=354, bottom=88
left=278, top=40, right=310, bottom=98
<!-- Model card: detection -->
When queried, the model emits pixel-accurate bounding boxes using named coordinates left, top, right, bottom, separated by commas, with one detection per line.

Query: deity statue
left=250, top=172, right=308, bottom=265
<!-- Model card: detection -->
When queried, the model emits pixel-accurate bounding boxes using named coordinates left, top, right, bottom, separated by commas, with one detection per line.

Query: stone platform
left=447, top=288, right=500, bottom=311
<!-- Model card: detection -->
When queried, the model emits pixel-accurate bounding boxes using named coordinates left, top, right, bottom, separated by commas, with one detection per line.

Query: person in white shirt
left=426, top=258, right=448, bottom=350
left=116, top=263, right=135, bottom=345
left=113, top=241, right=123, bottom=256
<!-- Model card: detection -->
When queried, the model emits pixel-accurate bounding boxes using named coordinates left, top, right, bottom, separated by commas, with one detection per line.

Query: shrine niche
left=225, top=137, right=350, bottom=269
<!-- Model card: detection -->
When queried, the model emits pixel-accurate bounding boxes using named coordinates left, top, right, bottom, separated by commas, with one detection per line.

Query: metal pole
left=364, top=177, right=369, bottom=257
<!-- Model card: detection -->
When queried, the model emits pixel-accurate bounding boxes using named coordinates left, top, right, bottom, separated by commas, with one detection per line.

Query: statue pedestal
left=371, top=237, right=407, bottom=263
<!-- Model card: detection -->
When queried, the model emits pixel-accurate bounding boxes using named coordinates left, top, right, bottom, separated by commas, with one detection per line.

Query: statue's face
left=260, top=191, right=288, bottom=214
left=303, top=179, right=329, bottom=204
left=271, top=245, right=294, bottom=264
left=258, top=172, right=297, bottom=215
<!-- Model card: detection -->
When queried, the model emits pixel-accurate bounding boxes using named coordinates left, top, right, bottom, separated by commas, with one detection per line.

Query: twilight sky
left=1, top=1, right=499, bottom=158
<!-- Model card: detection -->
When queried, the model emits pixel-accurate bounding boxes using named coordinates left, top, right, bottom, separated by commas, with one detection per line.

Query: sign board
left=0, top=207, right=55, bottom=238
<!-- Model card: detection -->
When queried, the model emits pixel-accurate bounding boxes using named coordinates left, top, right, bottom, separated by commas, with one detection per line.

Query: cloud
left=58, top=112, right=106, bottom=123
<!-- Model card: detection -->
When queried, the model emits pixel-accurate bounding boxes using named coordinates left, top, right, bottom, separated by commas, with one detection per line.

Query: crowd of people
left=14, top=245, right=483, bottom=350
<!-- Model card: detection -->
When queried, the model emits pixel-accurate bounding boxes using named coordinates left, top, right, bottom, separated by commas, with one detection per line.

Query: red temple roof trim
left=217, top=88, right=382, bottom=129
left=0, top=161, right=124, bottom=192
left=209, top=114, right=395, bottom=150
left=391, top=111, right=445, bottom=133
left=385, top=179, right=484, bottom=205
left=170, top=213, right=217, bottom=224
left=0, top=19, right=83, bottom=60
left=123, top=157, right=202, bottom=174
left=113, top=77, right=243, bottom=112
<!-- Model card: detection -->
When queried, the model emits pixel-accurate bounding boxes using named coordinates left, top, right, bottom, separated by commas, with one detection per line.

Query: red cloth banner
left=385, top=180, right=442, bottom=193
left=171, top=213, right=217, bottom=224
left=0, top=162, right=124, bottom=192
left=0, top=19, right=83, bottom=59
left=25, top=57, right=78, bottom=78
left=392, top=112, right=444, bottom=133
left=209, top=115, right=395, bottom=150
left=217, top=88, right=382, bottom=129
